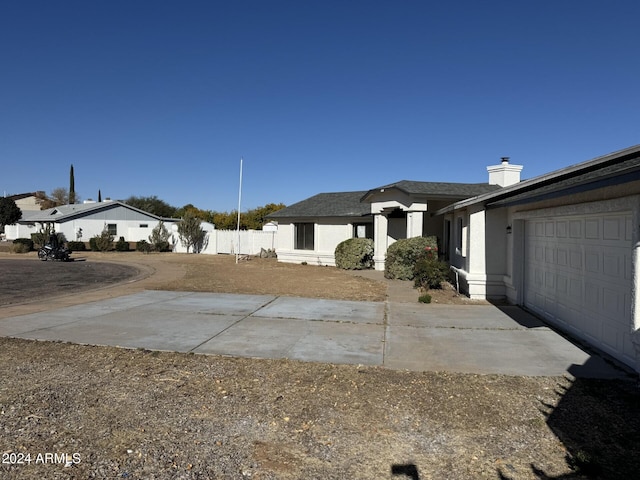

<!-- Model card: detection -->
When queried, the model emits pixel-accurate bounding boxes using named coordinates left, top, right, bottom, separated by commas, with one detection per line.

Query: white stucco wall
left=275, top=217, right=370, bottom=266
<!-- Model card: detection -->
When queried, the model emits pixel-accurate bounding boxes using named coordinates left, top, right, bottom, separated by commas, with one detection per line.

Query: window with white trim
left=294, top=223, right=314, bottom=250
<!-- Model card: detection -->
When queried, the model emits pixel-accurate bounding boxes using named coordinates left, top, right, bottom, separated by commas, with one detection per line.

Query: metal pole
left=236, top=157, right=243, bottom=264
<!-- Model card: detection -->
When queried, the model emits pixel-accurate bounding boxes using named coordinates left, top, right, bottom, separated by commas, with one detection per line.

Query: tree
left=69, top=164, right=76, bottom=204
left=124, top=195, right=177, bottom=218
left=178, top=211, right=206, bottom=253
left=0, top=197, right=22, bottom=232
left=49, top=187, right=69, bottom=206
left=90, top=226, right=114, bottom=252
left=148, top=221, right=172, bottom=252
left=208, top=203, right=285, bottom=230
left=243, top=203, right=286, bottom=230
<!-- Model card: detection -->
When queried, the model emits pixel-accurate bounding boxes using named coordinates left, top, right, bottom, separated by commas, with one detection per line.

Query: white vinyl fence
left=215, top=230, right=277, bottom=255
left=174, top=229, right=277, bottom=255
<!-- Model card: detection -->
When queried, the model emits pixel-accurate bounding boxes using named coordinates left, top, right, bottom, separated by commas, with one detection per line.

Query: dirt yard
left=0, top=250, right=638, bottom=479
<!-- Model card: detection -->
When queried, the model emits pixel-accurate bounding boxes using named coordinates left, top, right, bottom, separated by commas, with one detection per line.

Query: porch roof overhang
left=361, top=180, right=499, bottom=203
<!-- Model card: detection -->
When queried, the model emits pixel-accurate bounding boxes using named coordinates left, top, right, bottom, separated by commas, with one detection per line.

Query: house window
left=456, top=217, right=463, bottom=253
left=107, top=224, right=117, bottom=236
left=443, top=219, right=451, bottom=261
left=295, top=223, right=314, bottom=250
left=139, top=224, right=148, bottom=228
left=353, top=223, right=373, bottom=239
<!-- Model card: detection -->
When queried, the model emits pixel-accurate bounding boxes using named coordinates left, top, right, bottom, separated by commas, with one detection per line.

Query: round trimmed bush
left=67, top=241, right=86, bottom=252
left=384, top=236, right=437, bottom=280
left=115, top=236, right=130, bottom=252
left=335, top=238, right=374, bottom=270
left=12, top=238, right=34, bottom=251
left=136, top=240, right=152, bottom=253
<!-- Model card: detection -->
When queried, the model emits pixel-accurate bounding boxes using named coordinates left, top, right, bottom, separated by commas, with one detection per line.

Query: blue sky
left=2, top=1, right=639, bottom=212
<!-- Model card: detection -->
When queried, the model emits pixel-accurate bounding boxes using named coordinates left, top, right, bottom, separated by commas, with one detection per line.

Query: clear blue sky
left=2, top=1, right=638, bottom=212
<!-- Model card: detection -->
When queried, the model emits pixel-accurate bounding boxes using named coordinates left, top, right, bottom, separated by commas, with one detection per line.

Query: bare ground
left=0, top=250, right=638, bottom=479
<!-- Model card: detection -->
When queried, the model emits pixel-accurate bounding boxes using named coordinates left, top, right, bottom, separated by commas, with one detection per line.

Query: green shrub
left=384, top=236, right=437, bottom=280
left=418, top=293, right=432, bottom=304
left=115, top=236, right=130, bottom=252
left=31, top=227, right=51, bottom=248
left=90, top=227, right=113, bottom=252
left=12, top=238, right=34, bottom=251
left=414, top=255, right=450, bottom=289
left=67, top=241, right=86, bottom=252
left=335, top=238, right=374, bottom=270
left=136, top=240, right=152, bottom=253
left=32, top=229, right=66, bottom=249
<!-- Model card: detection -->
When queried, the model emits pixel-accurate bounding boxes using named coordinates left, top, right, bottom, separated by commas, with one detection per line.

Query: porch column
left=373, top=213, right=388, bottom=271
left=406, top=211, right=423, bottom=238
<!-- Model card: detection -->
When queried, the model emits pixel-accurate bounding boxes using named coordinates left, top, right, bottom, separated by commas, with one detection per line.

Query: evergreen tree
left=69, top=164, right=76, bottom=204
left=178, top=211, right=206, bottom=253
left=0, top=197, right=22, bottom=232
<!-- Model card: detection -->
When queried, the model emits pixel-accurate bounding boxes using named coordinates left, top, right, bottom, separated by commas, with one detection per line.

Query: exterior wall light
left=506, top=225, right=512, bottom=234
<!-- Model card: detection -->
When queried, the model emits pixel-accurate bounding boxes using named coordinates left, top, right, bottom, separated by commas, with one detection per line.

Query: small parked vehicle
left=38, top=234, right=71, bottom=262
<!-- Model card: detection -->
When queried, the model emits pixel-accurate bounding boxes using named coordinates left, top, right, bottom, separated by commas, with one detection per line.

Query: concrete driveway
left=0, top=289, right=627, bottom=378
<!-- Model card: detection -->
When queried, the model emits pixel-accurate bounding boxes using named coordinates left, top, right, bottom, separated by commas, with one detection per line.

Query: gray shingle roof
left=267, top=191, right=371, bottom=218
left=361, top=180, right=500, bottom=201
left=487, top=154, right=640, bottom=208
left=436, top=144, right=640, bottom=214
left=18, top=201, right=171, bottom=223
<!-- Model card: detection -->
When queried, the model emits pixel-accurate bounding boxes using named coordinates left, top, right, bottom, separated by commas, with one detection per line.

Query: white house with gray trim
left=270, top=146, right=640, bottom=372
left=5, top=200, right=180, bottom=244
left=268, top=167, right=506, bottom=268
left=437, top=145, right=640, bottom=372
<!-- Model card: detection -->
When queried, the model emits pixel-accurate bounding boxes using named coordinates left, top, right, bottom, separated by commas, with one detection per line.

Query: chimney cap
left=501, top=156, right=510, bottom=164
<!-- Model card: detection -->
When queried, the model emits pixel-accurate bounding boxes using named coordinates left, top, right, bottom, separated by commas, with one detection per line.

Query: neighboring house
left=268, top=159, right=512, bottom=268
left=5, top=200, right=180, bottom=244
left=437, top=144, right=640, bottom=372
left=6, top=191, right=48, bottom=211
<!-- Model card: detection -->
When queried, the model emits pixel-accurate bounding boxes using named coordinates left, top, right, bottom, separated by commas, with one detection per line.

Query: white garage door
left=524, top=212, right=635, bottom=368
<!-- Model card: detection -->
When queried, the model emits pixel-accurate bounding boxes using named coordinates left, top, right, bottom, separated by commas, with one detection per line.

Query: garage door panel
left=602, top=288, right=625, bottom=318
left=584, top=282, right=599, bottom=309
left=585, top=251, right=600, bottom=274
left=585, top=219, right=600, bottom=239
left=603, top=216, right=624, bottom=240
left=569, top=250, right=582, bottom=270
left=569, top=220, right=582, bottom=238
left=524, top=212, right=633, bottom=369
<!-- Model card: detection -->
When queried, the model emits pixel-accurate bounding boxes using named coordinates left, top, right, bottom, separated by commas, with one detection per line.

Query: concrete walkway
left=0, top=288, right=628, bottom=379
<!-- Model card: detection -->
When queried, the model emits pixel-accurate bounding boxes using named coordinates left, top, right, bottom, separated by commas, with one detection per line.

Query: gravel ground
left=0, top=251, right=638, bottom=479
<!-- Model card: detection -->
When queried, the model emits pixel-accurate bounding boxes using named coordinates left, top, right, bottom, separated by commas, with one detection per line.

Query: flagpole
left=236, top=157, right=243, bottom=264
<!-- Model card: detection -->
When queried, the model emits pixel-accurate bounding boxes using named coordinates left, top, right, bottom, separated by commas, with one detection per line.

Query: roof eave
left=435, top=144, right=640, bottom=215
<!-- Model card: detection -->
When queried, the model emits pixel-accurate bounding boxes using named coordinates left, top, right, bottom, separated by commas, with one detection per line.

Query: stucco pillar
left=406, top=211, right=423, bottom=238
left=373, top=214, right=388, bottom=271
left=465, top=207, right=488, bottom=299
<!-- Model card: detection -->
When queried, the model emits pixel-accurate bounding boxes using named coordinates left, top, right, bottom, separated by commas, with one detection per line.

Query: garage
left=524, top=212, right=636, bottom=368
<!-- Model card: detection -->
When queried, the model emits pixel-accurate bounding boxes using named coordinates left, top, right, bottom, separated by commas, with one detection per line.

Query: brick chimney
left=487, top=157, right=523, bottom=187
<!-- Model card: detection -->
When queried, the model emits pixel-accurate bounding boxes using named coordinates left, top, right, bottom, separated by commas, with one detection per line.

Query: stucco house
left=438, top=144, right=640, bottom=372
left=5, top=200, right=180, bottom=244
left=270, top=145, right=640, bottom=372
left=6, top=192, right=48, bottom=212
left=268, top=158, right=516, bottom=268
